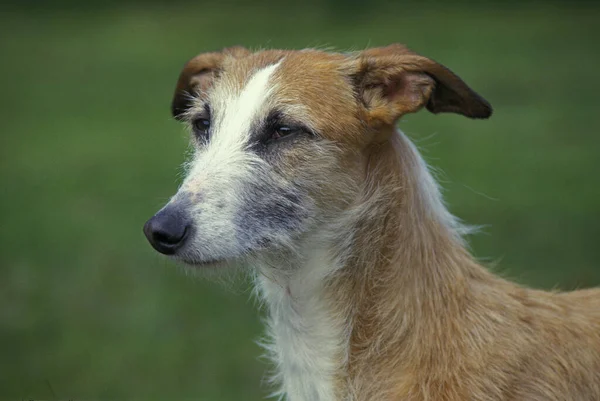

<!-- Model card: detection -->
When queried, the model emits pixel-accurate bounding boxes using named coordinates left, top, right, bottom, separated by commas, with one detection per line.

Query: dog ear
left=171, top=46, right=250, bottom=119
left=351, top=44, right=492, bottom=126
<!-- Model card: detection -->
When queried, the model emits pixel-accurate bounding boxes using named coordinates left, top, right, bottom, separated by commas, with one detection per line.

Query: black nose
left=143, top=205, right=191, bottom=255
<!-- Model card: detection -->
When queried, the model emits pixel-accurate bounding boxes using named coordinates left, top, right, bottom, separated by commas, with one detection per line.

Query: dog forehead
left=274, top=51, right=355, bottom=102
left=205, top=53, right=285, bottom=127
left=216, top=49, right=352, bottom=97
left=211, top=49, right=362, bottom=145
left=215, top=50, right=288, bottom=92
left=272, top=51, right=362, bottom=143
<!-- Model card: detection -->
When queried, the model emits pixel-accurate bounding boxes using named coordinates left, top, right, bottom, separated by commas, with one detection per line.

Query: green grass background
left=1, top=1, right=599, bottom=399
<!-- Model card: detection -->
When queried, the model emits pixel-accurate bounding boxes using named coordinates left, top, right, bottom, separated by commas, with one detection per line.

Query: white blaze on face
left=187, top=61, right=281, bottom=183
left=175, top=62, right=282, bottom=262
left=211, top=62, right=281, bottom=158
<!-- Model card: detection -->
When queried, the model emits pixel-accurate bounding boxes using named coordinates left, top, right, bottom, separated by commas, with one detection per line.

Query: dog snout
left=143, top=204, right=192, bottom=255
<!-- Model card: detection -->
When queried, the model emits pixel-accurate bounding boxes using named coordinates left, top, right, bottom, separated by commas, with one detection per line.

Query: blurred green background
left=1, top=0, right=599, bottom=399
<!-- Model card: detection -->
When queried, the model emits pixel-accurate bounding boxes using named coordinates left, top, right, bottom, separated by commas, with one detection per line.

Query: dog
left=143, top=45, right=600, bottom=401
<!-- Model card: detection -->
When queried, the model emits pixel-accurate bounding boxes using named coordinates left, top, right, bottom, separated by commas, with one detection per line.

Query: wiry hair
left=148, top=45, right=600, bottom=401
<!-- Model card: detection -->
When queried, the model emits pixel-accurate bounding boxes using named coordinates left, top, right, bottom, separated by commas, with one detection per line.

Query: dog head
left=143, top=45, right=491, bottom=268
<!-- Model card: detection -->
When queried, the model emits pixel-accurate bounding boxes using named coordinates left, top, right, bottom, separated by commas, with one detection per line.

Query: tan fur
left=169, top=45, right=600, bottom=400
left=329, top=134, right=600, bottom=400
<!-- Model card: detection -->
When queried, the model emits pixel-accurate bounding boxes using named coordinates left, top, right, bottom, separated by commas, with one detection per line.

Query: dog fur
left=145, top=44, right=600, bottom=401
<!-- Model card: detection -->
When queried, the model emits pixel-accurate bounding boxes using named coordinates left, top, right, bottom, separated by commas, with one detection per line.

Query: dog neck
left=256, top=129, right=491, bottom=401
left=256, top=242, right=348, bottom=401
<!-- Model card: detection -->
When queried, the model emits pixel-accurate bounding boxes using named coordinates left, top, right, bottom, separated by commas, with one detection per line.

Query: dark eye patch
left=249, top=109, right=315, bottom=152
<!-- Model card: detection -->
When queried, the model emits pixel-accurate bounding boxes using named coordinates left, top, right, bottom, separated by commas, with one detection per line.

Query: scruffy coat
left=145, top=44, right=600, bottom=401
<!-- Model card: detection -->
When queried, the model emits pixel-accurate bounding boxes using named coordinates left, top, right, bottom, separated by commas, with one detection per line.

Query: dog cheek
left=234, top=186, right=312, bottom=249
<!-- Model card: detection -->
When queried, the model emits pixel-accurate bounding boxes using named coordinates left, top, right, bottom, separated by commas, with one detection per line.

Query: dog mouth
left=175, top=244, right=265, bottom=269
left=176, top=250, right=251, bottom=268
left=178, top=257, right=228, bottom=268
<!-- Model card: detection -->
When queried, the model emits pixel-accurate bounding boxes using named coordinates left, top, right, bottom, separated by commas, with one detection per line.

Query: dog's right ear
left=171, top=46, right=250, bottom=120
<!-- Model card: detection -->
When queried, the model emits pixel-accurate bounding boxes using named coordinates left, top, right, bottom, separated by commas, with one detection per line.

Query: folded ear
left=351, top=44, right=492, bottom=126
left=171, top=46, right=250, bottom=119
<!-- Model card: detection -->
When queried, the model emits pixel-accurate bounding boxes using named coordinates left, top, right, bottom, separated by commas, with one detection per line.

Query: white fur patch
left=210, top=61, right=281, bottom=156
left=399, top=130, right=474, bottom=241
left=257, top=242, right=348, bottom=401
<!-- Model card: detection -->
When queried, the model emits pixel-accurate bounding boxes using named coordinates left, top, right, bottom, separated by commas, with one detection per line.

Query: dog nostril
left=153, top=226, right=187, bottom=246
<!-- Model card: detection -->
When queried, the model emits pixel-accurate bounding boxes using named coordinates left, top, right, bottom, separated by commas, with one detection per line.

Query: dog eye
left=192, top=118, right=211, bottom=139
left=271, top=125, right=301, bottom=141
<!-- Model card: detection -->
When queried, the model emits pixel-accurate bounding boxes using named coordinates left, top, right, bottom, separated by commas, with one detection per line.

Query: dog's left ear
left=350, top=44, right=492, bottom=126
left=171, top=46, right=250, bottom=119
